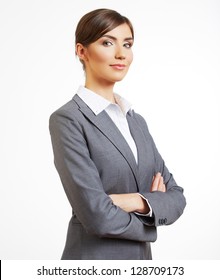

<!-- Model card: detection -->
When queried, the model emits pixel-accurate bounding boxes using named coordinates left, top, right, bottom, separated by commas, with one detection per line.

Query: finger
left=151, top=172, right=161, bottom=192
left=158, top=176, right=166, bottom=192
left=150, top=174, right=159, bottom=192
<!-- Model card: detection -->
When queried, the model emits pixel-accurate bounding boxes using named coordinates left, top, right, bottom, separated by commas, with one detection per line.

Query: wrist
left=135, top=193, right=150, bottom=214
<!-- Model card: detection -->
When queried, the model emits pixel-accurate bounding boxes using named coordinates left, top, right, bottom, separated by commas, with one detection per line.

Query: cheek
left=90, top=49, right=111, bottom=63
left=128, top=52, right=133, bottom=65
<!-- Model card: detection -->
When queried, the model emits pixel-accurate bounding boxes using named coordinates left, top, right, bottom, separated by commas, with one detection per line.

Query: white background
left=0, top=0, right=219, bottom=260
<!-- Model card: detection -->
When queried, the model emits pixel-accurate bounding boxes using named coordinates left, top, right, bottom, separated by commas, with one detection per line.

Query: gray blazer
left=49, top=94, right=186, bottom=260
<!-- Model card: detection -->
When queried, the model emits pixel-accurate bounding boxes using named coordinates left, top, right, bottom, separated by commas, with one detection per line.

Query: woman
left=49, top=8, right=186, bottom=260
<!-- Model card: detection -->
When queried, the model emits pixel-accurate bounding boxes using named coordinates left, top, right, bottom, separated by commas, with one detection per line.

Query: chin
left=112, top=74, right=127, bottom=82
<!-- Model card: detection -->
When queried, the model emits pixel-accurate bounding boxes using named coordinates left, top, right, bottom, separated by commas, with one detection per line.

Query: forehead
left=103, top=23, right=133, bottom=39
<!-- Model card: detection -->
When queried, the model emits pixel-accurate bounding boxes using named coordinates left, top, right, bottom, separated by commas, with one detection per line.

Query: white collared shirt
left=77, top=86, right=138, bottom=162
left=76, top=86, right=152, bottom=217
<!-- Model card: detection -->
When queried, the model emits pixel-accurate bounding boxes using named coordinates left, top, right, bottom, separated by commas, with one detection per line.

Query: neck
left=85, top=81, right=116, bottom=103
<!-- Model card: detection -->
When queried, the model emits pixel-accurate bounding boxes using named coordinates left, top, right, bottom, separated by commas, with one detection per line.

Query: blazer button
left=159, top=218, right=167, bottom=225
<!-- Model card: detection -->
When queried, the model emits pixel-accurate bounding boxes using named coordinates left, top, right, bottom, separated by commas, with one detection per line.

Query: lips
left=110, top=64, right=126, bottom=70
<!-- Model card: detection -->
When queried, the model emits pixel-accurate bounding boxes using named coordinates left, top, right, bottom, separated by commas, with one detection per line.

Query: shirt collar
left=114, top=93, right=132, bottom=116
left=76, top=85, right=132, bottom=116
left=77, top=86, right=131, bottom=115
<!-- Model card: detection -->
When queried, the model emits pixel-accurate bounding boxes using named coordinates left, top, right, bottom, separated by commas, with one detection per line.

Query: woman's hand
left=109, top=173, right=166, bottom=214
left=151, top=172, right=166, bottom=192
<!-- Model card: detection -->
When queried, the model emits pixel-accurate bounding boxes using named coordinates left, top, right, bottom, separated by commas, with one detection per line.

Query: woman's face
left=80, top=23, right=134, bottom=86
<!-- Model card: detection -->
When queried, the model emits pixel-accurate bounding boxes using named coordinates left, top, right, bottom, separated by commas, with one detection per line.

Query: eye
left=124, top=42, right=133, bottom=48
left=102, top=40, right=113, bottom=47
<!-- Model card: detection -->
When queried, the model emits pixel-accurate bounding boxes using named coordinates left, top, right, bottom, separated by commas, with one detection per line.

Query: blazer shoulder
left=49, top=95, right=82, bottom=122
left=131, top=110, right=150, bottom=132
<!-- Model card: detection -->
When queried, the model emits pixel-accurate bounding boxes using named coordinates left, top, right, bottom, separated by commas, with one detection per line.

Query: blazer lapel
left=127, top=113, right=153, bottom=188
left=73, top=95, right=139, bottom=188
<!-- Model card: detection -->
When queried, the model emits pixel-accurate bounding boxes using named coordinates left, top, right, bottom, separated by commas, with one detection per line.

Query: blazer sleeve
left=134, top=113, right=186, bottom=227
left=49, top=109, right=157, bottom=242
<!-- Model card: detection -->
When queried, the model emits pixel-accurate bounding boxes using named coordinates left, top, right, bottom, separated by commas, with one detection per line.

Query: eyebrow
left=102, top=35, right=134, bottom=41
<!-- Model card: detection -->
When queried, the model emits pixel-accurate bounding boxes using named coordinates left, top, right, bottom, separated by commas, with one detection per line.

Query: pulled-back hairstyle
left=75, top=8, right=134, bottom=68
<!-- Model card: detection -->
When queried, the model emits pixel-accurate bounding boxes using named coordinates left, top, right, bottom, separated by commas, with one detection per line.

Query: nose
left=115, top=45, right=125, bottom=60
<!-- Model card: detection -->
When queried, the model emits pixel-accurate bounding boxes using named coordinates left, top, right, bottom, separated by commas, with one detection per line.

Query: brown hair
left=75, top=8, right=134, bottom=68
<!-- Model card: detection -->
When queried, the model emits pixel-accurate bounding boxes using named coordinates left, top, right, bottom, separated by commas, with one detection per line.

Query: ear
left=75, top=43, right=88, bottom=62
